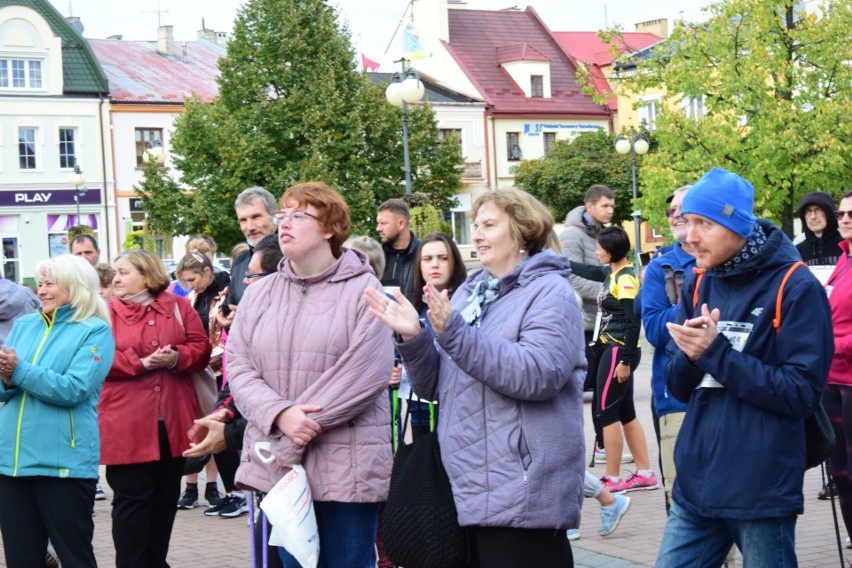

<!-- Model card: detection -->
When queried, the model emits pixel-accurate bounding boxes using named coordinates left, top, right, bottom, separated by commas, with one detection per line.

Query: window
left=19, top=128, right=36, bottom=170
left=530, top=75, right=544, bottom=98
left=452, top=212, right=471, bottom=245
left=0, top=59, right=43, bottom=89
left=639, top=99, right=661, bottom=130
left=135, top=128, right=163, bottom=167
left=59, top=128, right=76, bottom=169
left=506, top=132, right=521, bottom=161
left=544, top=132, right=557, bottom=156
left=438, top=128, right=462, bottom=143
left=684, top=95, right=706, bottom=120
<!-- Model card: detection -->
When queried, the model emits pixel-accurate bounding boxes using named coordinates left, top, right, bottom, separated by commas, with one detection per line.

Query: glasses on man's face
left=804, top=206, right=823, bottom=217
left=244, top=272, right=269, bottom=280
left=273, top=210, right=317, bottom=225
left=665, top=206, right=681, bottom=219
left=834, top=210, right=852, bottom=221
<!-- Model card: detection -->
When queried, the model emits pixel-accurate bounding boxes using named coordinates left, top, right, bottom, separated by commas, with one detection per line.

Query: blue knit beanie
left=681, top=168, right=755, bottom=238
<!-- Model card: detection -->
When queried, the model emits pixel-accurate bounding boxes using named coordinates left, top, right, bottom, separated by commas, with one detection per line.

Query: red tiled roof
left=445, top=8, right=608, bottom=118
left=552, top=32, right=661, bottom=67
left=88, top=38, right=226, bottom=104
left=552, top=31, right=661, bottom=110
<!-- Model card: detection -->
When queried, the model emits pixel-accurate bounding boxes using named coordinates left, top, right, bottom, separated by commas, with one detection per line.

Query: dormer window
left=0, top=58, right=43, bottom=89
left=531, top=75, right=543, bottom=98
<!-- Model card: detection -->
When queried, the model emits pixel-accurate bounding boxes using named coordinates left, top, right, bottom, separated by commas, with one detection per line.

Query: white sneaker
left=846, top=536, right=851, bottom=549
left=566, top=529, right=580, bottom=541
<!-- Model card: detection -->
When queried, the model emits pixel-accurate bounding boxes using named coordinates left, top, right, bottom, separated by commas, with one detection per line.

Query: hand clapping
left=363, top=287, right=421, bottom=341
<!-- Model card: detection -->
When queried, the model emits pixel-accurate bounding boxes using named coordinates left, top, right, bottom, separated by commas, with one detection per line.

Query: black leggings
left=590, top=343, right=640, bottom=428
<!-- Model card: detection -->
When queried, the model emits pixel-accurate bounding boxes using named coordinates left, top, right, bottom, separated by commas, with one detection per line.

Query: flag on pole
left=361, top=53, right=380, bottom=72
left=403, top=28, right=430, bottom=60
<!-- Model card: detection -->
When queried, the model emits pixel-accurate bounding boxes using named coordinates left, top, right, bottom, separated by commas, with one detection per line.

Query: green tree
left=514, top=129, right=640, bottom=224
left=142, top=0, right=461, bottom=250
left=609, top=0, right=852, bottom=234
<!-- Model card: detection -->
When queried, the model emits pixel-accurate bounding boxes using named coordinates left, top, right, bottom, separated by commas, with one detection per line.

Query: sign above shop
left=0, top=189, right=101, bottom=208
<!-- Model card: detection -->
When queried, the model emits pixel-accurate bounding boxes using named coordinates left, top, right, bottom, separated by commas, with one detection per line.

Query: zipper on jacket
left=68, top=409, right=76, bottom=448
left=517, top=425, right=530, bottom=484
left=13, top=314, right=55, bottom=476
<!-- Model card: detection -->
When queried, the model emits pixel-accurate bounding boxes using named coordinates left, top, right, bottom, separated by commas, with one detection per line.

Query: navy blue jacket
left=642, top=243, right=694, bottom=417
left=666, top=220, right=833, bottom=519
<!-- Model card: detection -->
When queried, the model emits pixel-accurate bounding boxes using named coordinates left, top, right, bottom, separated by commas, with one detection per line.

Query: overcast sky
left=56, top=0, right=710, bottom=59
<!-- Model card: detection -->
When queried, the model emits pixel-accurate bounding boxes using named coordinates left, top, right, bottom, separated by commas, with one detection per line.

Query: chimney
left=635, top=18, right=669, bottom=38
left=158, top=25, right=175, bottom=56
left=66, top=16, right=84, bottom=35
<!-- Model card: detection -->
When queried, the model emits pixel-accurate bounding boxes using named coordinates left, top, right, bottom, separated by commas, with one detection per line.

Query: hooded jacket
left=226, top=249, right=393, bottom=500
left=0, top=306, right=115, bottom=478
left=642, top=242, right=694, bottom=417
left=796, top=191, right=842, bottom=266
left=559, top=206, right=605, bottom=331
left=397, top=250, right=587, bottom=530
left=666, top=220, right=833, bottom=519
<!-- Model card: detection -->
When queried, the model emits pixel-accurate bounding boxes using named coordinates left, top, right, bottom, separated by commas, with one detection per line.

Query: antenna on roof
left=202, top=17, right=207, bottom=31
left=604, top=5, right=609, bottom=28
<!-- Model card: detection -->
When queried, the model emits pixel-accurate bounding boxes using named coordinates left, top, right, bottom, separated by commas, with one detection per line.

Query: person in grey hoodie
left=0, top=279, right=38, bottom=345
left=366, top=188, right=587, bottom=567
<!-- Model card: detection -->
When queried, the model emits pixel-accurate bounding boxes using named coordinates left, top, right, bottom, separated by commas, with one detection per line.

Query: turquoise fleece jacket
left=0, top=305, right=115, bottom=479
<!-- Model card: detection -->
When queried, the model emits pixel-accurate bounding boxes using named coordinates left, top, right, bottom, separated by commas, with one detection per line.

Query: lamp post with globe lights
left=385, top=60, right=425, bottom=195
left=615, top=129, right=650, bottom=275
left=68, top=164, right=87, bottom=224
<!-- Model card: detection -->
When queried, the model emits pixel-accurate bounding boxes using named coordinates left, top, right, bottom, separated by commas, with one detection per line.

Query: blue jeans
left=657, top=501, right=797, bottom=568
left=277, top=501, right=380, bottom=568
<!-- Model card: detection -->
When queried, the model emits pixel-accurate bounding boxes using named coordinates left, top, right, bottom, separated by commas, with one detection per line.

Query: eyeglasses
left=273, top=210, right=317, bottom=225
left=804, top=206, right=823, bottom=217
left=834, top=210, right=852, bottom=221
left=244, top=272, right=269, bottom=280
left=665, top=206, right=681, bottom=218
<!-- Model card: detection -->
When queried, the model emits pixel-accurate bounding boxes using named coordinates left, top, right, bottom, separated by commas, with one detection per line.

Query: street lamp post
left=68, top=164, right=87, bottom=224
left=385, top=60, right=425, bottom=195
left=615, top=129, right=650, bottom=275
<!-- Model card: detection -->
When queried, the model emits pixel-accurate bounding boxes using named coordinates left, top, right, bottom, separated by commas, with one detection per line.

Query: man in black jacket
left=376, top=198, right=421, bottom=302
left=796, top=191, right=842, bottom=267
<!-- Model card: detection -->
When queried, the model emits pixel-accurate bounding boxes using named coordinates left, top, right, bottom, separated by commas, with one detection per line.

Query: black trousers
left=106, top=421, right=184, bottom=568
left=0, top=474, right=97, bottom=568
left=467, top=526, right=573, bottom=567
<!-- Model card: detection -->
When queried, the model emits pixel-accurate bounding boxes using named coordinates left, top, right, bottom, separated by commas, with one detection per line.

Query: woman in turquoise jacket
left=0, top=254, right=115, bottom=568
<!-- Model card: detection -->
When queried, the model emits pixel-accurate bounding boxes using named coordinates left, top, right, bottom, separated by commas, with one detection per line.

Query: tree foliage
left=609, top=0, right=852, bottom=234
left=513, top=129, right=643, bottom=224
left=139, top=0, right=462, bottom=250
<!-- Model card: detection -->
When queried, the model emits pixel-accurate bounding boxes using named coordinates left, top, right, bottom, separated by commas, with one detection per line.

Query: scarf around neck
left=713, top=222, right=767, bottom=274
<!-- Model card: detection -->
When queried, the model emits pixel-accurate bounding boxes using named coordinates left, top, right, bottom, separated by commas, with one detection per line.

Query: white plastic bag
left=255, top=442, right=320, bottom=568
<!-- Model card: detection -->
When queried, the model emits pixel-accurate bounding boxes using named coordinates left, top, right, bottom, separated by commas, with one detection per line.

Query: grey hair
left=234, top=186, right=277, bottom=215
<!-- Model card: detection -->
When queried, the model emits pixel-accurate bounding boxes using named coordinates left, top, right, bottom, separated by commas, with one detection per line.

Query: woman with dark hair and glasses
left=570, top=226, right=657, bottom=494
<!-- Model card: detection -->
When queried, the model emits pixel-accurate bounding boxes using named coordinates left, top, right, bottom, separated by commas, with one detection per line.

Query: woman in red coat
left=99, top=250, right=211, bottom=567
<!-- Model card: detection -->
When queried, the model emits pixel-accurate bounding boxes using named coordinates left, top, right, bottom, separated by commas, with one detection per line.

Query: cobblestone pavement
left=0, top=346, right=845, bottom=567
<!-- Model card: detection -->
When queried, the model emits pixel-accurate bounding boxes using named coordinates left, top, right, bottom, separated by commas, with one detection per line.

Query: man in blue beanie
left=656, top=167, right=833, bottom=567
